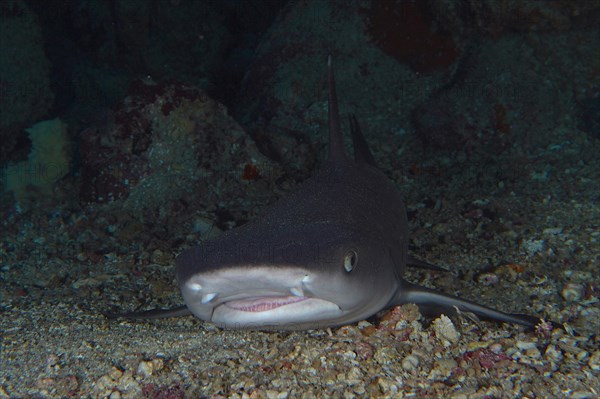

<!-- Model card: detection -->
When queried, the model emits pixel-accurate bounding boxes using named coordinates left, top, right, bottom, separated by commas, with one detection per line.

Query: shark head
left=176, top=223, right=399, bottom=330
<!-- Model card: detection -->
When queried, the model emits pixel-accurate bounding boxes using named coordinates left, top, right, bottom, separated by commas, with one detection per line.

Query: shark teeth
left=201, top=293, right=218, bottom=304
left=290, top=285, right=304, bottom=297
left=226, top=296, right=307, bottom=312
left=291, top=275, right=311, bottom=297
left=188, top=282, right=203, bottom=292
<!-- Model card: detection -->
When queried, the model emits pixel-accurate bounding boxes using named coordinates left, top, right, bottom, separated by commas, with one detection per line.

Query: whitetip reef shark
left=110, top=56, right=544, bottom=330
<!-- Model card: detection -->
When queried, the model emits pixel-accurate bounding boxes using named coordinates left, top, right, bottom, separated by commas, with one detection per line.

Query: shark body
left=114, top=57, right=541, bottom=330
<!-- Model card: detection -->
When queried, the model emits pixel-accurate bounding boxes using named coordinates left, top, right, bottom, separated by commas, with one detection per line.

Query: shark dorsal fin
left=327, top=55, right=348, bottom=164
left=328, top=56, right=376, bottom=167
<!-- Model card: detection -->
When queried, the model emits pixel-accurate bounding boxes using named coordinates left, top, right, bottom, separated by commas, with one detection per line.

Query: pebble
left=109, top=367, right=123, bottom=380
left=395, top=320, right=409, bottom=329
left=525, top=347, right=542, bottom=360
left=137, top=361, right=153, bottom=377
left=561, top=283, right=584, bottom=302
left=353, top=341, right=374, bottom=360
left=346, top=366, right=363, bottom=383
left=374, top=347, right=397, bottom=365
left=544, top=345, right=564, bottom=363
left=94, top=367, right=141, bottom=398
left=300, top=391, right=317, bottom=399
left=377, top=377, right=399, bottom=395
left=137, top=358, right=164, bottom=377
left=265, top=391, right=278, bottom=399
left=589, top=350, right=600, bottom=371
left=428, top=358, right=457, bottom=379
left=402, top=354, right=420, bottom=371
left=193, top=216, right=216, bottom=234
left=150, top=249, right=170, bottom=264
left=576, top=350, right=589, bottom=362
left=489, top=343, right=503, bottom=354
left=46, top=354, right=59, bottom=368
left=467, top=341, right=492, bottom=351
left=563, top=270, right=593, bottom=282
left=35, top=377, right=54, bottom=390
left=516, top=340, right=537, bottom=351
left=478, top=273, right=500, bottom=286
left=558, top=336, right=586, bottom=356
left=569, top=392, right=596, bottom=399
left=542, top=227, right=563, bottom=235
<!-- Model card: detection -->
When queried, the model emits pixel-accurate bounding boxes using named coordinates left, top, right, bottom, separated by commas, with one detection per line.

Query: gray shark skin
left=112, top=57, right=542, bottom=331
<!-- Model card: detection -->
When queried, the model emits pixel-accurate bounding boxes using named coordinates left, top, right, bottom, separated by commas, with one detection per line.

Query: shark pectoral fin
left=406, top=255, right=449, bottom=272
left=104, top=305, right=191, bottom=320
left=392, top=282, right=541, bottom=328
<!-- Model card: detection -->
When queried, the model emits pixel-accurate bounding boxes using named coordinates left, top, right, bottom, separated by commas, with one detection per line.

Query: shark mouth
left=225, top=296, right=308, bottom=312
left=180, top=266, right=346, bottom=329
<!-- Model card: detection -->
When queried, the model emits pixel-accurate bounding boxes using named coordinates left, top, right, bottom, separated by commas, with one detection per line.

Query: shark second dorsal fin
left=348, top=114, right=377, bottom=167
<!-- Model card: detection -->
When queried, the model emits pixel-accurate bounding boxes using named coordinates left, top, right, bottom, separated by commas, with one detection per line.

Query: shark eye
left=343, top=250, right=358, bottom=273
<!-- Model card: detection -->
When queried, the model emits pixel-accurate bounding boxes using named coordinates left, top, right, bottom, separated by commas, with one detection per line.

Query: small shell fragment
left=432, top=314, right=460, bottom=345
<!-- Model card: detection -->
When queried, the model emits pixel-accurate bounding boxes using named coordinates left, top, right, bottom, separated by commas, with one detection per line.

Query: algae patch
left=3, top=118, right=70, bottom=205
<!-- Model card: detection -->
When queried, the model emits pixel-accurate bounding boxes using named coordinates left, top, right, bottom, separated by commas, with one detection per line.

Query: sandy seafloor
left=1, top=120, right=599, bottom=399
